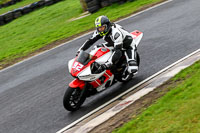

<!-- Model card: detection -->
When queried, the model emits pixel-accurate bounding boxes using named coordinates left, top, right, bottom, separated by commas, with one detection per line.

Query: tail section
left=130, top=30, right=143, bottom=47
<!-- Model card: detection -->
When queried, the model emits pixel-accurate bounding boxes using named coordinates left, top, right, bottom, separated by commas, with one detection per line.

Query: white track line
left=75, top=87, right=157, bottom=133
left=0, top=0, right=173, bottom=73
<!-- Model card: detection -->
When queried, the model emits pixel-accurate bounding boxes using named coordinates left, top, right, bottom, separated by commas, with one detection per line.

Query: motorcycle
left=63, top=30, right=143, bottom=111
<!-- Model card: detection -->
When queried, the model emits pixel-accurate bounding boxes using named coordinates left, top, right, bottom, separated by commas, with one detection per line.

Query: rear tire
left=63, top=87, right=87, bottom=111
left=136, top=51, right=140, bottom=66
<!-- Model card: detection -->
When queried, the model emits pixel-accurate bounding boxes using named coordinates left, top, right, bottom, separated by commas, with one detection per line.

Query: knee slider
left=128, top=60, right=138, bottom=66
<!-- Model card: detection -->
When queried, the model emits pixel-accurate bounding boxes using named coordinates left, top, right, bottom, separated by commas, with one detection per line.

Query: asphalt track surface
left=0, top=0, right=200, bottom=132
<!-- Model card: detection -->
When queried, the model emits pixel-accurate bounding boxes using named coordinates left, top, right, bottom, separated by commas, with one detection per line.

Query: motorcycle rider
left=77, top=15, right=139, bottom=80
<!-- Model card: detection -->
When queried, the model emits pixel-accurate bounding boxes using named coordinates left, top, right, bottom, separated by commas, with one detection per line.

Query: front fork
left=69, top=79, right=95, bottom=97
left=69, top=78, right=85, bottom=90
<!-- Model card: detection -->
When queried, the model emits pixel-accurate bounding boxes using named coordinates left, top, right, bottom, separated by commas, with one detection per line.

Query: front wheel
left=63, top=87, right=87, bottom=111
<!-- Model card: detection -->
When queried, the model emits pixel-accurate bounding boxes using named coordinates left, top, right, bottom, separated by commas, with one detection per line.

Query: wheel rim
left=69, top=89, right=82, bottom=108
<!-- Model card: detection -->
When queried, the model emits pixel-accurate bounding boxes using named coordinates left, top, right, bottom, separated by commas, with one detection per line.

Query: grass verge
left=113, top=60, right=200, bottom=133
left=0, top=0, right=164, bottom=69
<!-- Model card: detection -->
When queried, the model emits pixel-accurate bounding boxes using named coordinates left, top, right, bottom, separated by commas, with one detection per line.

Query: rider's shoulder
left=112, top=24, right=122, bottom=32
left=91, top=30, right=101, bottom=38
left=93, top=30, right=99, bottom=36
left=111, top=23, right=122, bottom=29
left=111, top=24, right=122, bottom=40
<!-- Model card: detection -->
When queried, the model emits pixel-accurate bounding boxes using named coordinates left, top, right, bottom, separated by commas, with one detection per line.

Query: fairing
left=68, top=58, right=75, bottom=73
left=68, top=30, right=143, bottom=90
left=131, top=30, right=143, bottom=47
left=69, top=78, right=85, bottom=89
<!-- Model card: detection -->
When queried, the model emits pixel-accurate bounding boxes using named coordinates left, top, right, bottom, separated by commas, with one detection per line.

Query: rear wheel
left=136, top=51, right=140, bottom=66
left=63, top=87, right=87, bottom=111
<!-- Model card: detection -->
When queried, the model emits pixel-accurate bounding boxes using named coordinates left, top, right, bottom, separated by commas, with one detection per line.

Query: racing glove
left=98, top=62, right=112, bottom=71
left=76, top=50, right=81, bottom=56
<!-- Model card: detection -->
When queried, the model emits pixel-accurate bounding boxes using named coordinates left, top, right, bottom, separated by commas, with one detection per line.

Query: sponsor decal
left=101, top=48, right=107, bottom=52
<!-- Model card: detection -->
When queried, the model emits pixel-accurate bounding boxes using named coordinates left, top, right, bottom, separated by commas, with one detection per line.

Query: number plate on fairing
left=71, top=61, right=84, bottom=77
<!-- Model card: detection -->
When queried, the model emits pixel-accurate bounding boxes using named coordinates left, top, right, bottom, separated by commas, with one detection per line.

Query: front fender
left=69, top=79, right=85, bottom=90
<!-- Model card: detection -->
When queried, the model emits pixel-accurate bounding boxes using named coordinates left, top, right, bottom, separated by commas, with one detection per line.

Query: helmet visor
left=97, top=24, right=107, bottom=33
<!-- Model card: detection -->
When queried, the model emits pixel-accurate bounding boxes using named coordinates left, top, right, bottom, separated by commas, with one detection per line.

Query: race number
left=72, top=62, right=84, bottom=71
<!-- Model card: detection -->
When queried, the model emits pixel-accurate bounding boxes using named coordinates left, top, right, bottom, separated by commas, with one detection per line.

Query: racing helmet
left=95, top=16, right=111, bottom=36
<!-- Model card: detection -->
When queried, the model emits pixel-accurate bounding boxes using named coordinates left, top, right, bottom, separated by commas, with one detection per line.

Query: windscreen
left=76, top=51, right=94, bottom=65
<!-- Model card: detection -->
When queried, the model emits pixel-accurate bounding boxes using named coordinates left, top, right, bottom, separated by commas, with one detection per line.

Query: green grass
left=113, top=60, right=200, bottom=133
left=0, top=0, right=40, bottom=15
left=0, top=0, right=163, bottom=68
left=0, top=0, right=10, bottom=5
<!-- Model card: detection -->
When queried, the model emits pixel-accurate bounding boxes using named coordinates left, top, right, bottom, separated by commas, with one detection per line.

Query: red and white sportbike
left=63, top=30, right=143, bottom=111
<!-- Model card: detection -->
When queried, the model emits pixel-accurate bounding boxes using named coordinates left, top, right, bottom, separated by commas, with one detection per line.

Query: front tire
left=63, top=87, right=86, bottom=111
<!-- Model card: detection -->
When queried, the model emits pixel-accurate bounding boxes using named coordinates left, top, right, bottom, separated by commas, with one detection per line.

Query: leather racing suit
left=78, top=23, right=138, bottom=76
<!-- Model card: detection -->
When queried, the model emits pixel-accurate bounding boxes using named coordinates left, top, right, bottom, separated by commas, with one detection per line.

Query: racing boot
left=121, top=60, right=138, bottom=81
left=127, top=60, right=138, bottom=74
left=124, top=47, right=139, bottom=76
